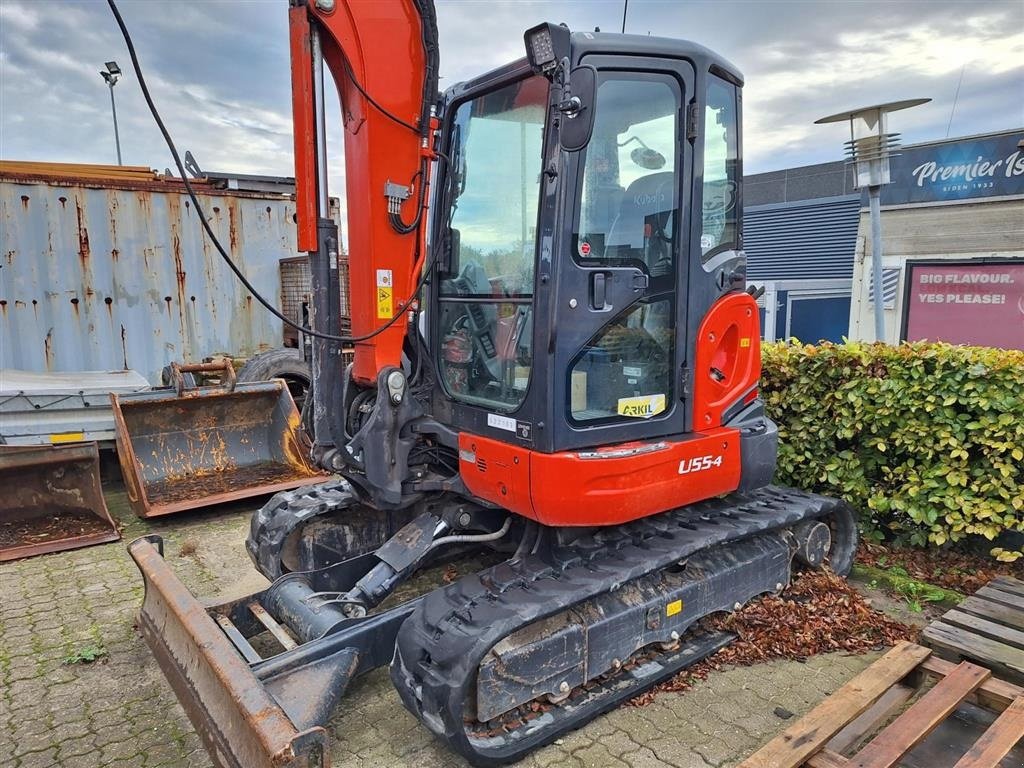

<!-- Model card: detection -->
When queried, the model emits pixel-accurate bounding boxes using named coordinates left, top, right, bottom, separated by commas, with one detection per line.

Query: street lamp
left=100, top=60, right=123, bottom=165
left=816, top=98, right=929, bottom=342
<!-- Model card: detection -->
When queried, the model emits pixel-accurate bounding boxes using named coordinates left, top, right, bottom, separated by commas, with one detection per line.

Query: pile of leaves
left=629, top=570, right=918, bottom=706
left=857, top=542, right=1021, bottom=595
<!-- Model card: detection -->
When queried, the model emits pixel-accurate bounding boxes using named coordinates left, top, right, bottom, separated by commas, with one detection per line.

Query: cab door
left=549, top=57, right=694, bottom=451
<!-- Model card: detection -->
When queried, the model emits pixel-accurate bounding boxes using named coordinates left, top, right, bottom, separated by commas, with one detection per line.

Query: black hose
left=340, top=57, right=419, bottom=134
left=105, top=0, right=429, bottom=345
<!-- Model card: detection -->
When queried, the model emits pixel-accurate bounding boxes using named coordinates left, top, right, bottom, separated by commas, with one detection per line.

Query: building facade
left=744, top=129, right=1024, bottom=350
left=744, top=160, right=860, bottom=343
left=848, top=129, right=1024, bottom=350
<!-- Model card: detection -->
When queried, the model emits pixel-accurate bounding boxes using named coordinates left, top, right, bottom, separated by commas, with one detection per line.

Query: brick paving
left=0, top=486, right=881, bottom=768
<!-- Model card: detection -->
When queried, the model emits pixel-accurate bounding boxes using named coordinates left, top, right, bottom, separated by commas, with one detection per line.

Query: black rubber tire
left=826, top=502, right=859, bottom=578
left=237, top=348, right=312, bottom=417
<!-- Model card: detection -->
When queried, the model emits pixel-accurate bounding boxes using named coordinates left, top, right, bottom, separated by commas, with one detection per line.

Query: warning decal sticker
left=376, top=269, right=393, bottom=319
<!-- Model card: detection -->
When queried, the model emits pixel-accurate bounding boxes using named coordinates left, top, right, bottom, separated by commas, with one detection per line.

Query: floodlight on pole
left=100, top=60, right=123, bottom=165
left=816, top=98, right=930, bottom=343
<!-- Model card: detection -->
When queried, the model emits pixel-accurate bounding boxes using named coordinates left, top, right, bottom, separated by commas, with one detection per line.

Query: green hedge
left=761, top=341, right=1024, bottom=562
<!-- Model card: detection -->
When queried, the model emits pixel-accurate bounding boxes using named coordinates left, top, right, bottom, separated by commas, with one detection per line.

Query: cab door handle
left=591, top=272, right=608, bottom=310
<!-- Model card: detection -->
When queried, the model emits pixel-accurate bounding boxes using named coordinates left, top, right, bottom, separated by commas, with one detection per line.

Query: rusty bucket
left=0, top=443, right=121, bottom=561
left=111, top=361, right=326, bottom=519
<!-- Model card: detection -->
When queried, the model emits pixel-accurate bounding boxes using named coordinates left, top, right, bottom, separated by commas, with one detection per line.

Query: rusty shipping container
left=0, top=162, right=342, bottom=385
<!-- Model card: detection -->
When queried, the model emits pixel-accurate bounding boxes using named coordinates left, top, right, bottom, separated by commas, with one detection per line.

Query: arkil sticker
left=616, top=393, right=666, bottom=418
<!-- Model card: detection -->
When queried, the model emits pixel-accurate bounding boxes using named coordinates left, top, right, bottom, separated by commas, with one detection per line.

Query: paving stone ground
left=0, top=485, right=883, bottom=768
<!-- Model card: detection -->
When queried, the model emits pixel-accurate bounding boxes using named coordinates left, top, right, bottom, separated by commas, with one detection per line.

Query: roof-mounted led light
left=524, top=22, right=570, bottom=75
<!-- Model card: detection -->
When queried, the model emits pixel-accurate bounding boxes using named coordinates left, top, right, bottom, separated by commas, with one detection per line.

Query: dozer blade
left=129, top=534, right=418, bottom=768
left=111, top=361, right=326, bottom=518
left=129, top=535, right=334, bottom=768
left=0, top=443, right=120, bottom=562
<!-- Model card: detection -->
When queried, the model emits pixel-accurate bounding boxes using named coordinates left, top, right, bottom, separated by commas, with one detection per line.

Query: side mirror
left=559, top=65, right=597, bottom=152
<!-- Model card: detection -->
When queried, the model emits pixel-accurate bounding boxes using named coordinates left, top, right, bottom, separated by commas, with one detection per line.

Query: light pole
left=100, top=61, right=123, bottom=165
left=816, top=99, right=929, bottom=343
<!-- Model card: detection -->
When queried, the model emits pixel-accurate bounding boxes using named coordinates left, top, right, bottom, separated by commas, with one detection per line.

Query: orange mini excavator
left=118, top=0, right=858, bottom=765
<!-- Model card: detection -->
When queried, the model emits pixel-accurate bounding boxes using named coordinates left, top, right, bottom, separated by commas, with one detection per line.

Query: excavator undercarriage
left=131, top=480, right=855, bottom=767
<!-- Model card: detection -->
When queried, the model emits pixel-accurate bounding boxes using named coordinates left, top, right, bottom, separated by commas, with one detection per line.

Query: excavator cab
left=427, top=28, right=769, bottom=527
left=125, top=6, right=857, bottom=768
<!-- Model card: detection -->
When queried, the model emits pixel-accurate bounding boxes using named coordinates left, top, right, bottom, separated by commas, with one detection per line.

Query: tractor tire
left=237, top=348, right=312, bottom=427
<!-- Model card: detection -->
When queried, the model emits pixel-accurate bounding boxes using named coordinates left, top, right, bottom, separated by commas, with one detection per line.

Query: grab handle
left=169, top=360, right=237, bottom=396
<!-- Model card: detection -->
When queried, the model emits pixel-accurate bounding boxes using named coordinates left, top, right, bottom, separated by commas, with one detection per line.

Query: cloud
left=1, top=0, right=1021, bottom=217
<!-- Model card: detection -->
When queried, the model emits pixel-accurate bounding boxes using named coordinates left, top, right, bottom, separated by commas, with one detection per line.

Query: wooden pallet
left=923, top=576, right=1024, bottom=686
left=739, top=641, right=1024, bottom=768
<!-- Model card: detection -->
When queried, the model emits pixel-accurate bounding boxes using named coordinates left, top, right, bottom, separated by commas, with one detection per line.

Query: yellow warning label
left=50, top=432, right=85, bottom=444
left=666, top=599, right=683, bottom=617
left=617, top=393, right=666, bottom=419
left=377, top=286, right=393, bottom=319
left=740, top=337, right=751, bottom=348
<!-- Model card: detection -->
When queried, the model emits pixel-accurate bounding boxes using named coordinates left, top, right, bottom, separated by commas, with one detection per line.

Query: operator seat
left=606, top=172, right=676, bottom=276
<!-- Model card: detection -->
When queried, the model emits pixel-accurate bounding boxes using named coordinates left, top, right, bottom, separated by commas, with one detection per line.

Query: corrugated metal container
left=0, top=163, right=309, bottom=385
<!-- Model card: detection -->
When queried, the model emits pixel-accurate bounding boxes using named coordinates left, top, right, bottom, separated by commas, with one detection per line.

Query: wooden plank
left=924, top=622, right=1024, bottom=683
left=738, top=642, right=932, bottom=768
left=921, top=656, right=1023, bottom=712
left=808, top=750, right=850, bottom=768
left=941, top=609, right=1024, bottom=651
left=958, top=596, right=1024, bottom=633
left=951, top=696, right=1024, bottom=768
left=977, top=586, right=1024, bottom=611
left=248, top=602, right=297, bottom=651
left=826, top=684, right=916, bottom=755
left=991, top=576, right=1024, bottom=598
left=848, top=661, right=991, bottom=768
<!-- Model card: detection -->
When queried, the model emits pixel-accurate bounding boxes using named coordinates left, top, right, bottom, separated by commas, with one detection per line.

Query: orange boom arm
left=289, top=0, right=437, bottom=385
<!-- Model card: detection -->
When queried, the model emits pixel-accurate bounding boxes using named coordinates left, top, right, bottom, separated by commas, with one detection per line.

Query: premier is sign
left=912, top=150, right=1024, bottom=192
left=903, top=261, right=1024, bottom=350
left=880, top=130, right=1024, bottom=205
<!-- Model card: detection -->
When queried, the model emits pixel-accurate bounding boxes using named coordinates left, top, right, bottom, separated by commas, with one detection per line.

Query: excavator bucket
left=0, top=443, right=120, bottom=561
left=111, top=361, right=326, bottom=518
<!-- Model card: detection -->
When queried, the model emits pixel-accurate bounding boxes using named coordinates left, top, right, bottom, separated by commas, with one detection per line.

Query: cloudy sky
left=2, top=0, right=1022, bottom=193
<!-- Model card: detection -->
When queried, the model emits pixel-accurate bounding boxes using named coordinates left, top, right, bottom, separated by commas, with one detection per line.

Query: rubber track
left=247, top=478, right=357, bottom=579
left=391, top=485, right=854, bottom=766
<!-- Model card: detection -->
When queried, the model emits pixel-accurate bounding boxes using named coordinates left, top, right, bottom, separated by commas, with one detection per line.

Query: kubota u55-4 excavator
left=118, top=0, right=858, bottom=765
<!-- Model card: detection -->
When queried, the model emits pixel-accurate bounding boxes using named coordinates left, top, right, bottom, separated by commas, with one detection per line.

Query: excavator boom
left=289, top=0, right=438, bottom=386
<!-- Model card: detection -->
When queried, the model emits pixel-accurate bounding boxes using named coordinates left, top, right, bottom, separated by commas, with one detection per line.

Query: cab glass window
left=569, top=297, right=674, bottom=423
left=574, top=74, right=680, bottom=278
left=700, top=75, right=739, bottom=259
left=438, top=75, right=547, bottom=411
